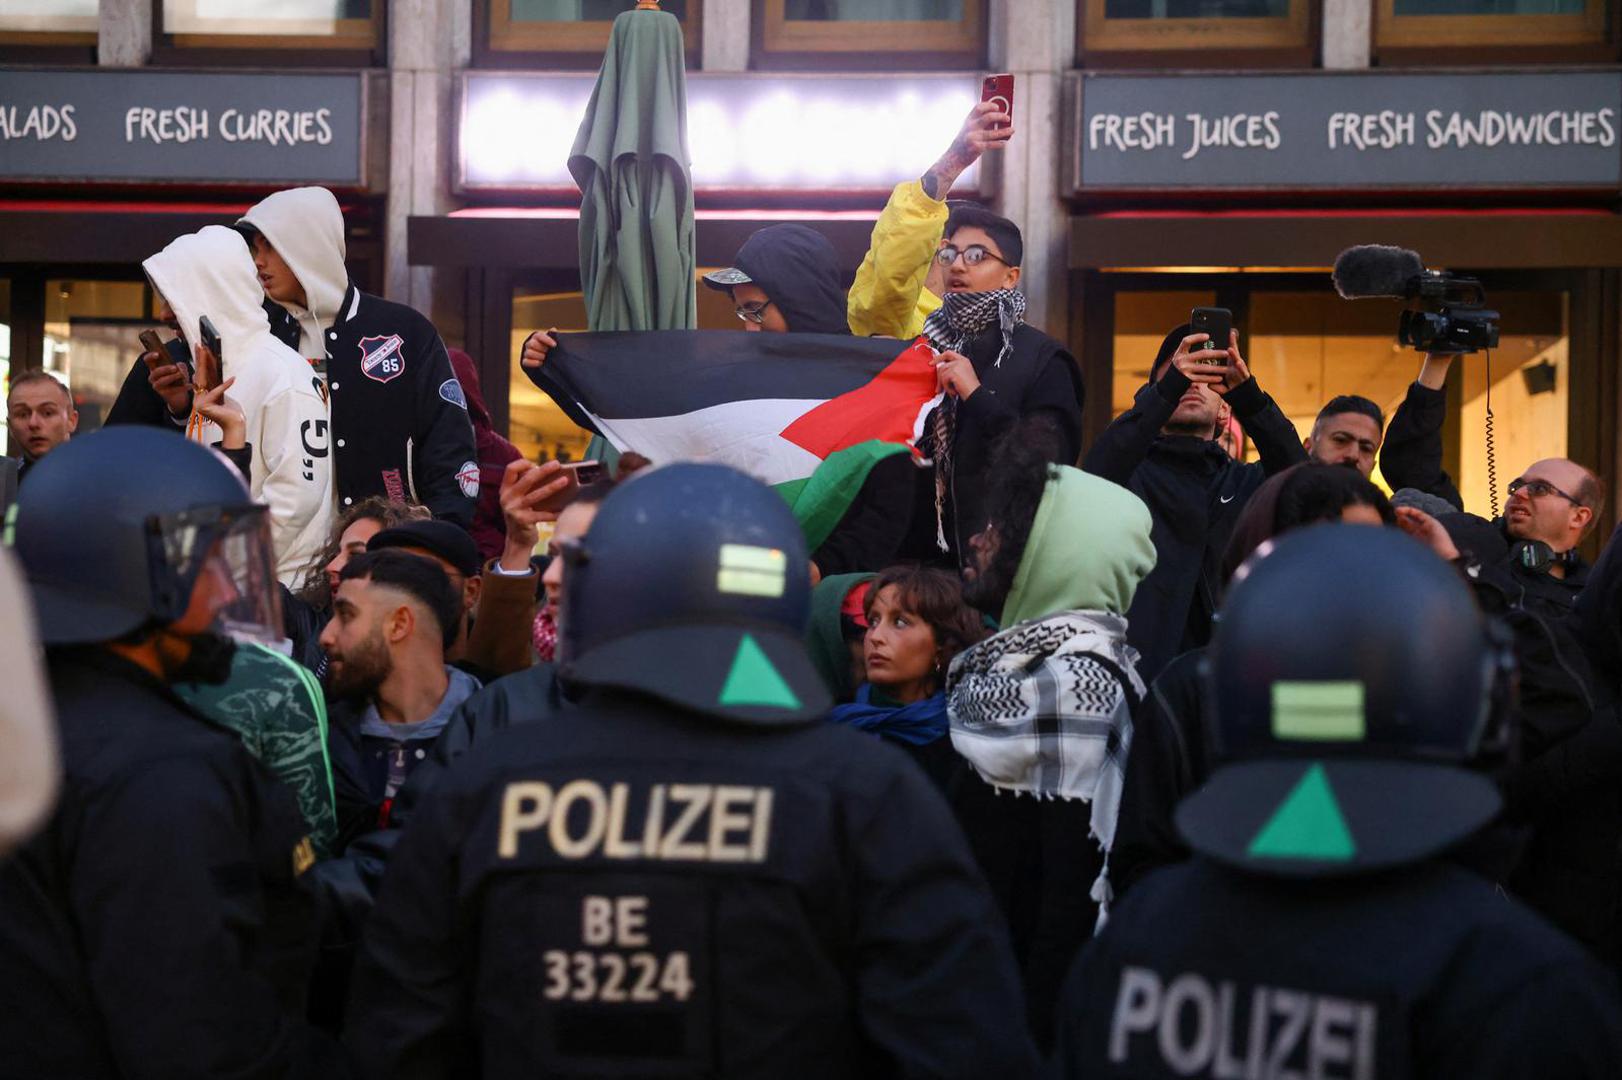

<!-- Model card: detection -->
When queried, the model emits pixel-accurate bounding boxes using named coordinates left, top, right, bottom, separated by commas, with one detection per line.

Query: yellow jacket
left=847, top=180, right=947, bottom=339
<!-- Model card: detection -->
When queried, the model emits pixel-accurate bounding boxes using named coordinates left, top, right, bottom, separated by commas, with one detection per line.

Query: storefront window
left=0, top=0, right=96, bottom=46
left=160, top=0, right=379, bottom=50
left=506, top=270, right=741, bottom=464
left=756, top=0, right=983, bottom=64
left=1080, top=0, right=1311, bottom=61
left=1109, top=285, right=1569, bottom=519
left=484, top=0, right=698, bottom=58
left=43, top=278, right=151, bottom=435
left=1376, top=0, right=1603, bottom=51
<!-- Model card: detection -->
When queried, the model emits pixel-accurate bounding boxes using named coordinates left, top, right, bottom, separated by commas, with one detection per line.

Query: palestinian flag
left=530, top=330, right=941, bottom=546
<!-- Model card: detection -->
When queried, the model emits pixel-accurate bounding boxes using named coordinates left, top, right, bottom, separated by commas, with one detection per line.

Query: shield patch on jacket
left=359, top=334, right=407, bottom=384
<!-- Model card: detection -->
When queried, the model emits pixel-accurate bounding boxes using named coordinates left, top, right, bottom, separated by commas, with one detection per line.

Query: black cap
left=560, top=463, right=830, bottom=725
left=368, top=520, right=481, bottom=578
left=1176, top=525, right=1509, bottom=878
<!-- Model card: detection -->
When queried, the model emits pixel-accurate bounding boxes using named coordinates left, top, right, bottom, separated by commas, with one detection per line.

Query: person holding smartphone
left=848, top=94, right=1014, bottom=340
left=141, top=225, right=334, bottom=588
left=1082, top=317, right=1307, bottom=683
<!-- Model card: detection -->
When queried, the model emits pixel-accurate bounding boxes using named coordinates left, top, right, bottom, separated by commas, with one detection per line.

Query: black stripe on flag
left=530, top=330, right=914, bottom=426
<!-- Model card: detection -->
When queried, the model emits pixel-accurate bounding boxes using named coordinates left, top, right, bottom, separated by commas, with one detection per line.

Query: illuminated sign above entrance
left=457, top=72, right=981, bottom=195
left=1070, top=71, right=1622, bottom=193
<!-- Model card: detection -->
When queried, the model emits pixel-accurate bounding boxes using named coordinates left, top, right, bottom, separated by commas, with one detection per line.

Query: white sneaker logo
left=1220, top=494, right=1236, bottom=504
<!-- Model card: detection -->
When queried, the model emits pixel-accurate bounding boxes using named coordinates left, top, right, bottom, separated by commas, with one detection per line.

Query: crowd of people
left=2, top=100, right=1622, bottom=1077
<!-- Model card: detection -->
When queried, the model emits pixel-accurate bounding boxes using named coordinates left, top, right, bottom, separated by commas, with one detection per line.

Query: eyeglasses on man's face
left=935, top=244, right=1010, bottom=269
left=735, top=300, right=774, bottom=325
left=1507, top=476, right=1582, bottom=506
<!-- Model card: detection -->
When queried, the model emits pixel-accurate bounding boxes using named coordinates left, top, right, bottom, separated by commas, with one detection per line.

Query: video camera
left=1332, top=245, right=1500, bottom=355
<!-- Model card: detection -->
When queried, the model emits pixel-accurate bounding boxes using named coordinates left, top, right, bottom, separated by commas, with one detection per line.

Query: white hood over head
left=143, top=225, right=334, bottom=587
left=143, top=225, right=271, bottom=369
left=237, top=186, right=351, bottom=356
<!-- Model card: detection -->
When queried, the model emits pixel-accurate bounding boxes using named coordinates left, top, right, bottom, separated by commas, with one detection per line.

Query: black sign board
left=0, top=68, right=366, bottom=185
left=1072, top=71, right=1622, bottom=192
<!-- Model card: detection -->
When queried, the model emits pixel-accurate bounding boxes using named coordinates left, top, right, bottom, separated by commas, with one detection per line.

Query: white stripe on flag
left=586, top=398, right=829, bottom=486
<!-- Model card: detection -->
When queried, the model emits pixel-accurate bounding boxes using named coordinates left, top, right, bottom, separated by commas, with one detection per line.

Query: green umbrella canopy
left=568, top=4, right=697, bottom=334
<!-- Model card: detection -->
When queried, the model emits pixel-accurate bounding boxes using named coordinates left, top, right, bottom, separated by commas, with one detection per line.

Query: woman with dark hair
left=827, top=564, right=985, bottom=788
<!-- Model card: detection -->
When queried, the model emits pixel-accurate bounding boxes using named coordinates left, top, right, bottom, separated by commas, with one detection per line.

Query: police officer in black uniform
left=345, top=463, right=1037, bottom=1078
left=0, top=427, right=342, bottom=1078
left=1052, top=525, right=1622, bottom=1078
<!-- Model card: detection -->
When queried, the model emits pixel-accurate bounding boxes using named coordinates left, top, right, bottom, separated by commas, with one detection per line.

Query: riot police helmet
left=558, top=462, right=829, bottom=724
left=11, top=426, right=281, bottom=648
left=1176, top=524, right=1511, bottom=877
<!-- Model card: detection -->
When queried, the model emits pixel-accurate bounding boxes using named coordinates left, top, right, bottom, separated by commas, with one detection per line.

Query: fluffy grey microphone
left=1332, top=245, right=1426, bottom=299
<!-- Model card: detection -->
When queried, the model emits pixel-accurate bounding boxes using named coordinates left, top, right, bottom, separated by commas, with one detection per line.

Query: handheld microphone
left=1331, top=245, right=1425, bottom=300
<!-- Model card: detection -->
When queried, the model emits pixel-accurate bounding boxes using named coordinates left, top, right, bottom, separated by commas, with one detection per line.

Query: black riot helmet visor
left=12, top=426, right=281, bottom=647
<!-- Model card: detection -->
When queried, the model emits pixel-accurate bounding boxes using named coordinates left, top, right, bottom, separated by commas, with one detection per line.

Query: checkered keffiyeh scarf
left=948, top=610, right=1142, bottom=841
left=921, top=289, right=1027, bottom=552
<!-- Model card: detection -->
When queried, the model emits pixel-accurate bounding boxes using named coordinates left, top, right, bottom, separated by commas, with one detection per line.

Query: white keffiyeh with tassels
left=947, top=611, right=1144, bottom=910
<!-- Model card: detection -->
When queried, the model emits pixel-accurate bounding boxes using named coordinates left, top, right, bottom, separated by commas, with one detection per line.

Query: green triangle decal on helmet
left=1247, top=762, right=1356, bottom=861
left=718, top=633, right=801, bottom=710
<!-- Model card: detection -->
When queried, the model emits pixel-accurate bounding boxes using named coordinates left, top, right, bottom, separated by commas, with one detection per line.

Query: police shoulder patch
left=440, top=377, right=468, bottom=409
left=457, top=460, right=480, bottom=499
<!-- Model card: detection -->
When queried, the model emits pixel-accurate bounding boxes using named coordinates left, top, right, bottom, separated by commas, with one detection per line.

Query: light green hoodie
left=999, top=465, right=1157, bottom=629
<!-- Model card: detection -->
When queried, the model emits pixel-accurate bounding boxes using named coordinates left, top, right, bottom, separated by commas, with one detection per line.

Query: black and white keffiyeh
left=920, top=289, right=1027, bottom=552
left=947, top=611, right=1144, bottom=903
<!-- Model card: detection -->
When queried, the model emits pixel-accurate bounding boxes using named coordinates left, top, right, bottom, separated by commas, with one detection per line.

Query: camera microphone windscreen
left=1332, top=245, right=1426, bottom=300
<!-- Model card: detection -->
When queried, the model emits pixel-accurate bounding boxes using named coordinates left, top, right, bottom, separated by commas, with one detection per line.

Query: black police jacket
left=1053, top=857, right=1622, bottom=1078
left=0, top=651, right=342, bottom=1078
left=1082, top=368, right=1307, bottom=682
left=344, top=688, right=1038, bottom=1078
left=268, top=287, right=476, bottom=527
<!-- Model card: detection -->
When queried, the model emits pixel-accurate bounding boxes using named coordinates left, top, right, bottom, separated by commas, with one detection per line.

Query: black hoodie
left=726, top=224, right=851, bottom=335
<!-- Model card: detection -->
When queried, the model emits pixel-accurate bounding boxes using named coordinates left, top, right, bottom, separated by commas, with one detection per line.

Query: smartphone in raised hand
left=981, top=73, right=1014, bottom=130
left=1190, top=307, right=1234, bottom=365
left=197, top=316, right=223, bottom=389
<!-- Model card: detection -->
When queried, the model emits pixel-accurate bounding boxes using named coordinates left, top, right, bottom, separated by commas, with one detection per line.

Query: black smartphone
left=1189, top=307, right=1233, bottom=364
left=198, top=316, right=222, bottom=361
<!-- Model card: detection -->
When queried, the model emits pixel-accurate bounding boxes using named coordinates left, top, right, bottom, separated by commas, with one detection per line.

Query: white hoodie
left=236, top=186, right=350, bottom=360
left=143, top=226, right=334, bottom=587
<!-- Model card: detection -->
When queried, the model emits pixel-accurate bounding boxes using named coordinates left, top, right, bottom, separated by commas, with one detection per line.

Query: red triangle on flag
left=779, top=338, right=941, bottom=460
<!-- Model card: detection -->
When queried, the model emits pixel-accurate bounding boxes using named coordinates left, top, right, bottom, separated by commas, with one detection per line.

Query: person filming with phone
left=137, top=225, right=334, bottom=588
left=1083, top=315, right=1306, bottom=682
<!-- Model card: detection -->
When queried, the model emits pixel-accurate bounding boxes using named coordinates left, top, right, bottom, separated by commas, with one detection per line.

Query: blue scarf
left=826, top=685, right=949, bottom=747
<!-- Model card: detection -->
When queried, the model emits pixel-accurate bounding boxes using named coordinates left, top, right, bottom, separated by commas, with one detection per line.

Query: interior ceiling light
left=461, top=73, right=979, bottom=193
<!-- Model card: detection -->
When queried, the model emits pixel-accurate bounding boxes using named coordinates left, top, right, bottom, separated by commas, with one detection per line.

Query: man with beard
left=1302, top=394, right=1384, bottom=475
left=948, top=425, right=1156, bottom=1050
left=1083, top=323, right=1306, bottom=682
left=0, top=426, right=339, bottom=1077
left=320, top=549, right=479, bottom=849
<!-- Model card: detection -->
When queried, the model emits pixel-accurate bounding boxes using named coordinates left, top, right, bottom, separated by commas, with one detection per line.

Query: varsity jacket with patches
left=240, top=187, right=475, bottom=526
left=267, top=288, right=476, bottom=527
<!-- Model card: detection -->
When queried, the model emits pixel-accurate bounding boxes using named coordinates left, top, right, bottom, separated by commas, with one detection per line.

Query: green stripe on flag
left=776, top=440, right=910, bottom=553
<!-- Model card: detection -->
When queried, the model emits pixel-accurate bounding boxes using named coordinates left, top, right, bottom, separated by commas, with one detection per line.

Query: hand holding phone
left=981, top=74, right=1014, bottom=131
left=1189, top=308, right=1234, bottom=367
left=196, top=316, right=223, bottom=392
